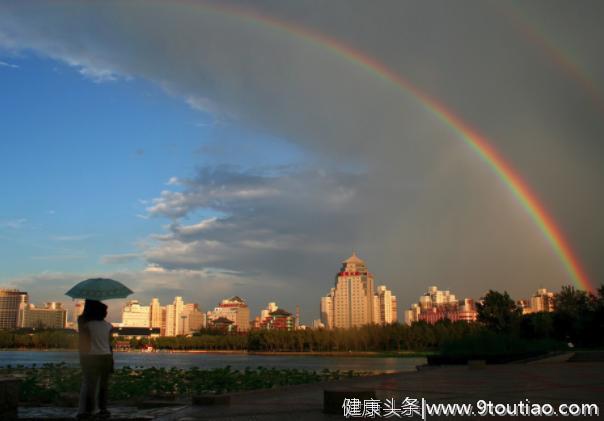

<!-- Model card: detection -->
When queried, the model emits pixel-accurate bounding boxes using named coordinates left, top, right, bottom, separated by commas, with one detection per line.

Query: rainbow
left=188, top=1, right=594, bottom=292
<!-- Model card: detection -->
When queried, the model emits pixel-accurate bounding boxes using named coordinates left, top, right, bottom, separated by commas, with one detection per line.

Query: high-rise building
left=182, top=303, right=205, bottom=334
left=530, top=288, right=555, bottom=313
left=207, top=296, right=250, bottom=331
left=160, top=297, right=204, bottom=336
left=121, top=300, right=151, bottom=327
left=375, top=285, right=397, bottom=324
left=150, top=298, right=162, bottom=328
left=17, top=302, right=67, bottom=329
left=421, top=286, right=457, bottom=308
left=404, top=303, right=421, bottom=325
left=165, top=296, right=185, bottom=336
left=320, top=289, right=334, bottom=329
left=321, top=253, right=378, bottom=328
left=160, top=307, right=167, bottom=336
left=0, top=289, right=28, bottom=329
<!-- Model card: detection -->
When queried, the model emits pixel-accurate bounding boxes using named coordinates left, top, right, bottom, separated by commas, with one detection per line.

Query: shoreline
left=0, top=348, right=431, bottom=358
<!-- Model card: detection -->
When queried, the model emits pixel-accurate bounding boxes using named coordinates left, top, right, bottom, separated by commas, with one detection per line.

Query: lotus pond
left=0, top=363, right=358, bottom=405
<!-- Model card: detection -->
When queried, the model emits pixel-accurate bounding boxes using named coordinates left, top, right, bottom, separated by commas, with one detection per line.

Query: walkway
left=157, top=362, right=604, bottom=420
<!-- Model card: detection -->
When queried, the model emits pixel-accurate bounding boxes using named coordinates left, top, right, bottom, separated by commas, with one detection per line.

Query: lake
left=0, top=350, right=425, bottom=374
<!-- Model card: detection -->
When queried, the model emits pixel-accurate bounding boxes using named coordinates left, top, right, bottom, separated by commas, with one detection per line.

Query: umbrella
left=65, top=278, right=133, bottom=300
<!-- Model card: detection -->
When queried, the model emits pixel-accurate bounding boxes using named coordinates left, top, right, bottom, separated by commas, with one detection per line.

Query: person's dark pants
left=79, top=354, right=113, bottom=415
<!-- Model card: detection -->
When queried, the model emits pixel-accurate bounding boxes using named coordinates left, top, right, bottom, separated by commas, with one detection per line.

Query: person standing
left=77, top=299, right=114, bottom=420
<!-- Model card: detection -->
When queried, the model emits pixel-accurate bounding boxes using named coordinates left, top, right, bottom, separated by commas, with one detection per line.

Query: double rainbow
left=187, top=1, right=594, bottom=292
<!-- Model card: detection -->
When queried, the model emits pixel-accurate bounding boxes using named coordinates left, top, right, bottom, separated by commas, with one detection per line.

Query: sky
left=1, top=0, right=603, bottom=323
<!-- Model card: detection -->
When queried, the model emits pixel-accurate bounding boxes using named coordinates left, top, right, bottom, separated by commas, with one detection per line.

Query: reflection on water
left=1, top=351, right=425, bottom=374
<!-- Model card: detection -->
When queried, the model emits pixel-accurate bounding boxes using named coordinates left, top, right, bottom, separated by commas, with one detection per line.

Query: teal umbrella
left=65, top=278, right=133, bottom=300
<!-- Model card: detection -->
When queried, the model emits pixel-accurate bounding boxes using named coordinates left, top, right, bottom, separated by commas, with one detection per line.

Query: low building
left=418, top=307, right=460, bottom=324
left=404, top=287, right=476, bottom=325
left=17, top=302, right=67, bottom=329
left=112, top=326, right=161, bottom=339
left=207, top=296, right=250, bottom=332
left=260, top=308, right=296, bottom=331
left=312, top=319, right=325, bottom=329
left=517, top=299, right=532, bottom=315
left=457, top=298, right=478, bottom=322
left=121, top=300, right=150, bottom=327
left=209, top=316, right=235, bottom=333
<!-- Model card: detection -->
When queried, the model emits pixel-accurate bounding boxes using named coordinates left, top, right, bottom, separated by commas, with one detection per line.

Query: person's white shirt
left=84, top=320, right=113, bottom=355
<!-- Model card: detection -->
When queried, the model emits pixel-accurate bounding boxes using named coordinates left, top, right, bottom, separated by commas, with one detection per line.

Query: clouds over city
left=1, top=0, right=603, bottom=316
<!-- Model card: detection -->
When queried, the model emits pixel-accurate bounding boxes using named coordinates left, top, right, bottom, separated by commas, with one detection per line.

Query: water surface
left=0, top=350, right=424, bottom=374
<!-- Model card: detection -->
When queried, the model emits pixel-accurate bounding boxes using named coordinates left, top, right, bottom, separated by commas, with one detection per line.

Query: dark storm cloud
left=1, top=0, right=603, bottom=316
left=143, top=167, right=367, bottom=299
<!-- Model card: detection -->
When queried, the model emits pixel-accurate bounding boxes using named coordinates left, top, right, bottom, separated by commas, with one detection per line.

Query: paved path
left=18, top=405, right=186, bottom=420
left=157, top=362, right=604, bottom=420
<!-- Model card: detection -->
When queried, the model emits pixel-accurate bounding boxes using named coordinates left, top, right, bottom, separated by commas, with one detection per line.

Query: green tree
left=555, top=285, right=589, bottom=314
left=520, top=312, right=554, bottom=339
left=553, top=285, right=594, bottom=345
left=476, top=290, right=521, bottom=333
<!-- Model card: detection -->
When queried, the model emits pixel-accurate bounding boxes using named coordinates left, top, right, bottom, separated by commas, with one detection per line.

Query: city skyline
left=1, top=1, right=603, bottom=324
left=0, top=272, right=569, bottom=328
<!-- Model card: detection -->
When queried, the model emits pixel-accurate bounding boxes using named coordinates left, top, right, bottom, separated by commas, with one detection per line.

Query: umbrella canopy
left=66, top=278, right=133, bottom=300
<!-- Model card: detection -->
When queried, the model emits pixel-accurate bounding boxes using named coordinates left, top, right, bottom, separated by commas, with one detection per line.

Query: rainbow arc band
left=183, top=1, right=594, bottom=293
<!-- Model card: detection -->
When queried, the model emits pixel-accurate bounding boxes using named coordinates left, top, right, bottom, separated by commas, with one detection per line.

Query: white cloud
left=171, top=217, right=219, bottom=236
left=0, top=60, right=18, bottom=68
left=186, top=95, right=218, bottom=113
left=1, top=218, right=27, bottom=229
left=143, top=264, right=166, bottom=273
left=146, top=168, right=282, bottom=219
left=100, top=253, right=140, bottom=264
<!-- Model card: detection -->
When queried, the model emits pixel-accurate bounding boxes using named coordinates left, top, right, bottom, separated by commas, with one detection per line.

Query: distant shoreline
left=0, top=348, right=430, bottom=358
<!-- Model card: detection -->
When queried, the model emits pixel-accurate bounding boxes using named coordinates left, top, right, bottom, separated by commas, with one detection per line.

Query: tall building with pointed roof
left=320, top=253, right=398, bottom=328
left=322, top=253, right=376, bottom=328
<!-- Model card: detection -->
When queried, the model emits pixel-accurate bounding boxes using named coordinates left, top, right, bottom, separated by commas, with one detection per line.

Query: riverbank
left=169, top=350, right=432, bottom=358
left=0, top=350, right=426, bottom=374
left=0, top=348, right=432, bottom=357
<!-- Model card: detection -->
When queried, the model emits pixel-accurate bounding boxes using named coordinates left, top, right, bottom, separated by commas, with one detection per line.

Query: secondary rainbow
left=494, top=2, right=604, bottom=115
left=190, top=1, right=595, bottom=292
